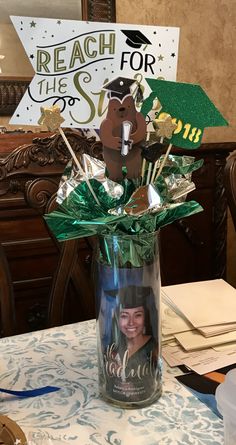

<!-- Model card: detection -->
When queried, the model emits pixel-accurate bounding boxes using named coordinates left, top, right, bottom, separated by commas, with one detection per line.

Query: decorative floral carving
left=25, top=178, right=59, bottom=214
left=0, top=130, right=103, bottom=181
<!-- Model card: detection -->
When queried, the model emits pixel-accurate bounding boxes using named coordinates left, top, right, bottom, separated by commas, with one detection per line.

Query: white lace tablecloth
left=0, top=320, right=224, bottom=445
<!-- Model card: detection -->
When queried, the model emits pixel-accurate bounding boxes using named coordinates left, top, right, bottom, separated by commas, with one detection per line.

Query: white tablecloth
left=0, top=320, right=224, bottom=444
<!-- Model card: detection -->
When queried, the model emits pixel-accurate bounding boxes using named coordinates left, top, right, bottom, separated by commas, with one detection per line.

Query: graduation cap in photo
left=121, top=30, right=152, bottom=49
left=105, top=285, right=152, bottom=308
left=141, top=79, right=228, bottom=149
left=103, top=76, right=136, bottom=100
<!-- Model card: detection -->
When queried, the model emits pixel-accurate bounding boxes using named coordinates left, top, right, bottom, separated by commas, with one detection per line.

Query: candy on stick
left=153, top=113, right=177, bottom=139
left=141, top=141, right=165, bottom=163
left=152, top=113, right=177, bottom=182
left=38, top=105, right=100, bottom=206
left=124, top=184, right=163, bottom=216
left=140, top=96, right=162, bottom=185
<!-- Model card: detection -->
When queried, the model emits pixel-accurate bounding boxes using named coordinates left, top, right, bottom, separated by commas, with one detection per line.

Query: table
left=0, top=320, right=224, bottom=444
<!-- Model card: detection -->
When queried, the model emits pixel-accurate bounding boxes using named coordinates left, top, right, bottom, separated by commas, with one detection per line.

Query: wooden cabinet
left=0, top=130, right=98, bottom=334
left=0, top=132, right=235, bottom=334
left=160, top=144, right=236, bottom=285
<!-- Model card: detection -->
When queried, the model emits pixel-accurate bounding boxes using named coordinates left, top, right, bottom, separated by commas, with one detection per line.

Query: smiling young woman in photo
left=103, top=285, right=159, bottom=403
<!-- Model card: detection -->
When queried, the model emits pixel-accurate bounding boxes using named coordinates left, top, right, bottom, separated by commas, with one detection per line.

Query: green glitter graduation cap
left=141, top=79, right=228, bottom=149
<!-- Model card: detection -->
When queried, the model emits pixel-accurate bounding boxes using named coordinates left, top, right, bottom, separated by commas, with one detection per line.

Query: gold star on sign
left=153, top=113, right=177, bottom=139
left=38, top=105, right=64, bottom=131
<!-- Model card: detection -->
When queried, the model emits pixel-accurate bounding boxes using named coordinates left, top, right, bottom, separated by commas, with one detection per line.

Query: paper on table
left=213, top=342, right=236, bottom=352
left=162, top=332, right=175, bottom=344
left=162, top=342, right=197, bottom=367
left=163, top=342, right=236, bottom=374
left=175, top=329, right=236, bottom=351
left=198, top=322, right=236, bottom=337
left=183, top=349, right=236, bottom=375
left=162, top=295, right=236, bottom=337
left=161, top=298, right=194, bottom=335
left=162, top=279, right=236, bottom=327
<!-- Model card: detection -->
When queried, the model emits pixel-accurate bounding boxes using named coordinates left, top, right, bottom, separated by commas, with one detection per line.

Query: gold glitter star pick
left=38, top=105, right=101, bottom=206
left=153, top=113, right=177, bottom=139
left=38, top=105, right=65, bottom=132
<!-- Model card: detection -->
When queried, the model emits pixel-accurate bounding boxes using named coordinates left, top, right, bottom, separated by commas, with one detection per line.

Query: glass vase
left=93, top=231, right=162, bottom=408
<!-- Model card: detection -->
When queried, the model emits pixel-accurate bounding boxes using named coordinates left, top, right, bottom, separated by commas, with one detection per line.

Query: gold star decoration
left=38, top=105, right=65, bottom=131
left=153, top=113, right=177, bottom=139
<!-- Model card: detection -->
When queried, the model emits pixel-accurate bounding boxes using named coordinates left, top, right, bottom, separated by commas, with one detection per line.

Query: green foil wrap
left=96, top=231, right=158, bottom=268
left=44, top=154, right=203, bottom=255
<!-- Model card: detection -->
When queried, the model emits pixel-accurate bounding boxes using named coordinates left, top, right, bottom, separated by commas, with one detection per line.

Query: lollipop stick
left=150, top=136, right=164, bottom=183
left=59, top=127, right=83, bottom=174
left=155, top=143, right=172, bottom=181
left=146, top=162, right=153, bottom=185
left=141, top=131, right=150, bottom=185
left=141, top=158, right=146, bottom=186
left=59, top=127, right=100, bottom=206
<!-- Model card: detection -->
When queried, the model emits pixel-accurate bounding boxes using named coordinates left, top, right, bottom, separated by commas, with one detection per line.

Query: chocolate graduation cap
left=106, top=285, right=152, bottom=308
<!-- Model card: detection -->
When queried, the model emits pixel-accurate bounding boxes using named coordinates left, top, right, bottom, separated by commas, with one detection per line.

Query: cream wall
left=117, top=0, right=236, bottom=143
left=0, top=24, right=34, bottom=76
left=117, top=0, right=236, bottom=286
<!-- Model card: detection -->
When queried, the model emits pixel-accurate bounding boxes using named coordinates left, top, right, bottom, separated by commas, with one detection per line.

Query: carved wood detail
left=0, top=130, right=103, bottom=226
left=213, top=155, right=228, bottom=279
left=224, top=149, right=236, bottom=230
left=25, top=178, right=59, bottom=214
left=82, top=0, right=116, bottom=22
left=0, top=80, right=29, bottom=116
left=0, top=130, right=103, bottom=180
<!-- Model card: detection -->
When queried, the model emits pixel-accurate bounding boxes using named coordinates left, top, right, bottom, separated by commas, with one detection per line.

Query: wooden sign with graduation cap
left=141, top=79, right=228, bottom=149
left=99, top=76, right=146, bottom=181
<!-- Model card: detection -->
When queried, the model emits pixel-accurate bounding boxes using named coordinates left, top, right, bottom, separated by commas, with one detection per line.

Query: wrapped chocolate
left=141, top=141, right=166, bottom=163
left=57, top=154, right=124, bottom=205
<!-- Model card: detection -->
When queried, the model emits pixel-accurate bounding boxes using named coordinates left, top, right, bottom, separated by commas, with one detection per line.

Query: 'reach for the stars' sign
left=10, top=17, right=179, bottom=129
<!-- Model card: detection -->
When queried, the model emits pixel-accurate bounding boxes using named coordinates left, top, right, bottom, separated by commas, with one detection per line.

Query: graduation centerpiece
left=43, top=75, right=227, bottom=408
left=11, top=16, right=228, bottom=408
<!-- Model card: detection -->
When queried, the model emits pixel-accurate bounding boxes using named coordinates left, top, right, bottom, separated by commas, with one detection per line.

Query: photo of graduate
left=102, top=285, right=160, bottom=402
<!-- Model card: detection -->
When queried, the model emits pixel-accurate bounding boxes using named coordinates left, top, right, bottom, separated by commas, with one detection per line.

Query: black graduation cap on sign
left=121, top=30, right=152, bottom=49
left=105, top=285, right=152, bottom=309
left=103, top=76, right=136, bottom=99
